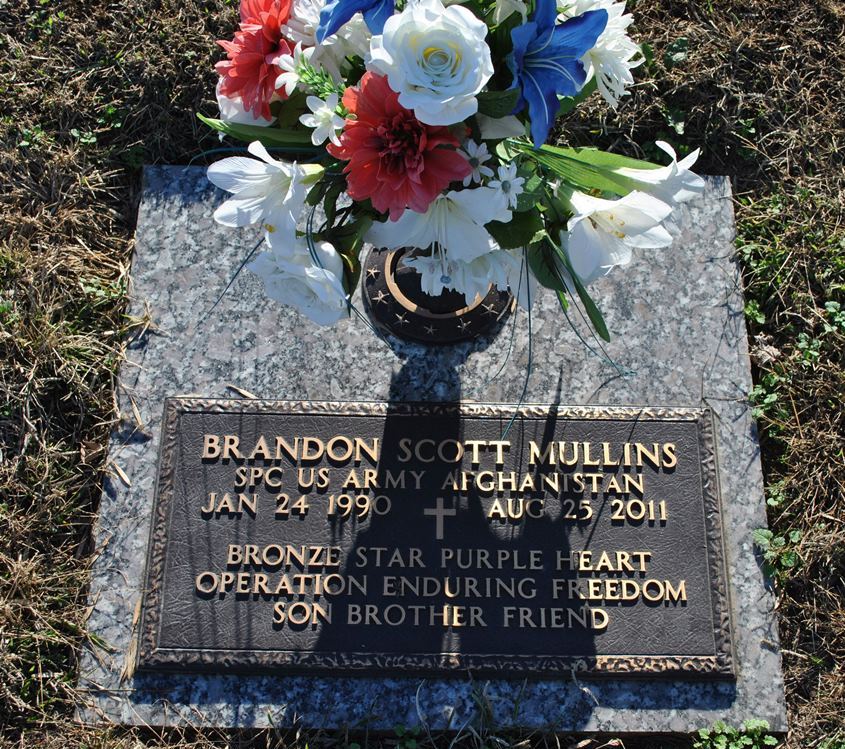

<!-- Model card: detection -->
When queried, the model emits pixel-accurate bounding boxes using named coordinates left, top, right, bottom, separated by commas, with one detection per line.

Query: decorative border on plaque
left=137, top=398, right=734, bottom=678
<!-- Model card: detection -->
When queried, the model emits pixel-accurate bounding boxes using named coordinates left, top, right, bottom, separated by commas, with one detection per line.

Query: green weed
left=694, top=719, right=780, bottom=749
left=753, top=528, right=802, bottom=581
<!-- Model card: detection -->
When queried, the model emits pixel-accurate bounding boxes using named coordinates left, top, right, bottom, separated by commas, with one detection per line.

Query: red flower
left=327, top=73, right=471, bottom=221
left=216, top=0, right=293, bottom=120
left=239, top=0, right=291, bottom=28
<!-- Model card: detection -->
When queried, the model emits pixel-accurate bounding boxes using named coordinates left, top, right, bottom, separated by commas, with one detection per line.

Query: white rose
left=249, top=237, right=349, bottom=326
left=366, top=0, right=494, bottom=126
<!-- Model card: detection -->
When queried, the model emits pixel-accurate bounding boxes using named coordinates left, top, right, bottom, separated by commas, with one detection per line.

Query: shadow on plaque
left=312, top=349, right=604, bottom=728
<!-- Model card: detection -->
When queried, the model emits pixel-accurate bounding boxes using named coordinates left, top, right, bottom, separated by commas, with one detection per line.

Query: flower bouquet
left=203, top=0, right=703, bottom=338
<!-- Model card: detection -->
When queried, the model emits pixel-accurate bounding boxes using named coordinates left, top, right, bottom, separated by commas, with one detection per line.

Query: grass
left=0, top=0, right=843, bottom=747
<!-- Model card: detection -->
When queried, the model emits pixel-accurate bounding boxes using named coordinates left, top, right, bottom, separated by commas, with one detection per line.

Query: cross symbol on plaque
left=424, top=496, right=457, bottom=540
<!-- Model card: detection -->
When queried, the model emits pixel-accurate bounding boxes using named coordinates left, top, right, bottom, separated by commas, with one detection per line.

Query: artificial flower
left=475, top=113, right=526, bottom=140
left=240, top=0, right=292, bottom=24
left=508, top=0, right=607, bottom=147
left=472, top=249, right=537, bottom=309
left=249, top=237, right=349, bottom=325
left=274, top=42, right=314, bottom=96
left=327, top=72, right=470, bottom=220
left=216, top=0, right=294, bottom=119
left=488, top=249, right=537, bottom=309
left=367, top=187, right=505, bottom=263
left=215, top=80, right=274, bottom=126
left=299, top=93, right=345, bottom=146
left=494, top=0, right=528, bottom=25
left=317, top=0, right=394, bottom=41
left=612, top=141, right=705, bottom=206
left=561, top=189, right=673, bottom=284
left=558, top=0, right=642, bottom=108
left=206, top=141, right=323, bottom=231
left=202, top=0, right=702, bottom=340
left=404, top=252, right=490, bottom=301
left=367, top=0, right=494, bottom=126
left=462, top=141, right=494, bottom=186
left=283, top=0, right=371, bottom=79
left=404, top=248, right=536, bottom=308
left=488, top=163, right=525, bottom=209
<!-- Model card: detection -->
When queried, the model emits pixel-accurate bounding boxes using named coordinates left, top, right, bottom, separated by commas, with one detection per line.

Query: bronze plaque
left=138, top=399, right=733, bottom=677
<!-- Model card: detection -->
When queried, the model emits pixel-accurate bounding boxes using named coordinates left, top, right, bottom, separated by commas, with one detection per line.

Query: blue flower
left=316, top=0, right=394, bottom=42
left=508, top=0, right=607, bottom=147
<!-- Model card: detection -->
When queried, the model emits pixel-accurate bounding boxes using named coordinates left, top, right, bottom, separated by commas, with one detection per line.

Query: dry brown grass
left=0, top=0, right=843, bottom=747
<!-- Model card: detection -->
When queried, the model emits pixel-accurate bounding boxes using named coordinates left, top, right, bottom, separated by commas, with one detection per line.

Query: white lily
left=367, top=187, right=507, bottom=263
left=562, top=189, right=673, bottom=284
left=614, top=141, right=705, bottom=205
left=299, top=93, right=346, bottom=147
left=404, top=248, right=536, bottom=308
left=206, top=141, right=323, bottom=232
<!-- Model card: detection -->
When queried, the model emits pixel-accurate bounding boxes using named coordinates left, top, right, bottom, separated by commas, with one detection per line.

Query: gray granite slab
left=77, top=165, right=786, bottom=733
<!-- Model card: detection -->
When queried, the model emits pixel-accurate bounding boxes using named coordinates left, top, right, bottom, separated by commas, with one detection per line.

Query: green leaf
left=556, top=77, right=597, bottom=118
left=664, top=107, right=686, bottom=135
left=551, top=145, right=662, bottom=172
left=485, top=209, right=543, bottom=249
left=511, top=141, right=639, bottom=195
left=274, top=91, right=307, bottom=129
left=663, top=37, right=689, bottom=68
left=197, top=113, right=318, bottom=150
left=781, top=550, right=798, bottom=568
left=322, top=179, right=345, bottom=228
left=477, top=89, right=521, bottom=118
left=515, top=171, right=543, bottom=212
left=527, top=240, right=565, bottom=292
left=306, top=180, right=325, bottom=207
left=495, top=139, right=522, bottom=162
left=752, top=528, right=773, bottom=549
left=551, top=241, right=611, bottom=341
left=640, top=42, right=655, bottom=72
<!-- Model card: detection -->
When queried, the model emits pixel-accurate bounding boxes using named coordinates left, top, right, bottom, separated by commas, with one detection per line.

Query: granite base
left=77, top=166, right=786, bottom=733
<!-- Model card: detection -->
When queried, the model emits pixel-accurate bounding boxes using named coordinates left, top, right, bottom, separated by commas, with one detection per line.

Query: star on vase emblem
left=366, top=267, right=380, bottom=279
left=457, top=318, right=471, bottom=332
left=482, top=303, right=498, bottom=317
left=372, top=289, right=389, bottom=305
left=423, top=324, right=436, bottom=335
left=394, top=312, right=409, bottom=326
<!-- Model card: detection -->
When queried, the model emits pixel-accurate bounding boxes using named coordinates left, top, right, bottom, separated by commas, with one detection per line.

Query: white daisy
left=461, top=140, right=495, bottom=187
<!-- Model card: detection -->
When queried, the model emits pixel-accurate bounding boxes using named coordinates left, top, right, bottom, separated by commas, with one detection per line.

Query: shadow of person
left=312, top=358, right=597, bottom=731
left=312, top=356, right=463, bottom=659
